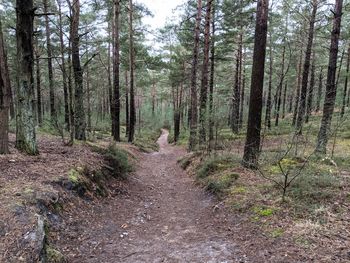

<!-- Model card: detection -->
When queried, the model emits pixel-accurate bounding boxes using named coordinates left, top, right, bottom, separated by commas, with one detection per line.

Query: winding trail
left=58, top=130, right=245, bottom=262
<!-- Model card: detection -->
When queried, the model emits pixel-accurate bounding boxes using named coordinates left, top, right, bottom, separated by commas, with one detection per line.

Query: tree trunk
left=316, top=68, right=323, bottom=112
left=275, top=41, right=286, bottom=126
left=341, top=44, right=350, bottom=117
left=199, top=0, right=212, bottom=145
left=112, top=0, right=121, bottom=141
left=71, top=0, right=86, bottom=140
left=295, top=0, right=318, bottom=134
left=128, top=0, right=135, bottom=143
left=208, top=5, right=216, bottom=149
left=188, top=0, right=202, bottom=151
left=282, top=82, right=288, bottom=119
left=305, top=54, right=316, bottom=123
left=34, top=39, right=42, bottom=126
left=239, top=49, right=246, bottom=128
left=292, top=47, right=303, bottom=125
left=108, top=23, right=114, bottom=135
left=265, top=21, right=273, bottom=129
left=15, top=0, right=38, bottom=155
left=231, top=49, right=241, bottom=134
left=57, top=0, right=70, bottom=130
left=242, top=0, right=269, bottom=168
left=315, top=0, right=343, bottom=154
left=0, top=18, right=9, bottom=154
left=43, top=0, right=57, bottom=124
left=125, top=70, right=129, bottom=138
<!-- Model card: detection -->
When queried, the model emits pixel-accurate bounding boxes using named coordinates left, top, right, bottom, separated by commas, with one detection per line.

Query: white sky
left=137, top=0, right=186, bottom=30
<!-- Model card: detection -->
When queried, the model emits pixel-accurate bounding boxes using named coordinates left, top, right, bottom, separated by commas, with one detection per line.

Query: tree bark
left=305, top=54, right=316, bottom=123
left=199, top=0, right=212, bottom=145
left=128, top=0, right=136, bottom=143
left=15, top=0, right=38, bottom=155
left=43, top=0, right=57, bottom=124
left=341, top=44, right=350, bottom=117
left=295, top=0, right=318, bottom=134
left=34, top=38, right=42, bottom=127
left=265, top=28, right=273, bottom=129
left=242, top=0, right=269, bottom=168
left=112, top=0, right=121, bottom=141
left=189, top=0, right=202, bottom=151
left=0, top=18, right=9, bottom=154
left=316, top=67, right=323, bottom=112
left=316, top=0, right=343, bottom=154
left=57, top=0, right=70, bottom=130
left=292, top=47, right=303, bottom=125
left=71, top=0, right=86, bottom=140
left=208, top=4, right=216, bottom=149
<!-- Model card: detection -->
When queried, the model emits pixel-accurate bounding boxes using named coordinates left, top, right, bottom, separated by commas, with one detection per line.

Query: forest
left=0, top=0, right=349, bottom=262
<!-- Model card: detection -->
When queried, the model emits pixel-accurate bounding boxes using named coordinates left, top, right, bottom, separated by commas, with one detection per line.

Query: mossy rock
left=46, top=247, right=67, bottom=263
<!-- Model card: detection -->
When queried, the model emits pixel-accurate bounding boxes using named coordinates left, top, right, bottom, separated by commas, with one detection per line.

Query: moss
left=46, top=246, right=67, bottom=263
left=253, top=206, right=275, bottom=217
left=205, top=173, right=239, bottom=195
left=68, top=169, right=81, bottom=184
left=197, top=154, right=240, bottom=179
left=270, top=228, right=284, bottom=238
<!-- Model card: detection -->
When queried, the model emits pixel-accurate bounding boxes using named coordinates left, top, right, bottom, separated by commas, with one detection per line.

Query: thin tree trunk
left=316, top=0, right=343, bottom=154
left=34, top=40, right=42, bottom=126
left=296, top=0, right=318, bottom=134
left=43, top=0, right=57, bottom=124
left=189, top=0, right=202, bottom=151
left=239, top=49, right=246, bottom=128
left=0, top=18, right=9, bottom=154
left=292, top=47, right=303, bottom=125
left=282, top=82, right=288, bottom=119
left=305, top=54, right=316, bottom=123
left=316, top=67, right=323, bottom=112
left=57, top=0, right=70, bottom=130
left=125, top=70, right=129, bottom=138
left=341, top=44, right=350, bottom=117
left=242, top=0, right=269, bottom=168
left=208, top=5, right=216, bottom=149
left=112, top=0, right=121, bottom=141
left=15, top=0, right=38, bottom=155
left=265, top=21, right=273, bottom=129
left=108, top=23, right=114, bottom=135
left=275, top=41, right=286, bottom=126
left=128, top=0, right=136, bottom=143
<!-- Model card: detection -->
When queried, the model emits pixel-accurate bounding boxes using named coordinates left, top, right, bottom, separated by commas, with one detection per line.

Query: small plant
left=197, top=154, right=239, bottom=179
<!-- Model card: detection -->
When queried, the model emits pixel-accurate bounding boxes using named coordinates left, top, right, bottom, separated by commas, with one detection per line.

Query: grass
left=133, top=129, right=161, bottom=153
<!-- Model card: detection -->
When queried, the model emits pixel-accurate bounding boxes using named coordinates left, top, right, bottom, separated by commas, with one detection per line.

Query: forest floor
left=1, top=129, right=349, bottom=262
left=51, top=130, right=326, bottom=263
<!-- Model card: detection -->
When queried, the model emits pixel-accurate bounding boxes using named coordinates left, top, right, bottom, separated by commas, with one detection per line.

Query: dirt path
left=57, top=130, right=247, bottom=262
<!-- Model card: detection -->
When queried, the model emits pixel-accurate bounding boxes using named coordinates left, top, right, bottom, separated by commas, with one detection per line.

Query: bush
left=104, top=145, right=133, bottom=179
left=205, top=173, right=239, bottom=195
left=197, top=154, right=240, bottom=179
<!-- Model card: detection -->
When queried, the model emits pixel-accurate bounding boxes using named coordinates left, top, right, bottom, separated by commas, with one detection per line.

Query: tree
left=57, top=0, right=70, bottom=130
left=199, top=0, right=213, bottom=145
left=315, top=0, right=343, bottom=154
left=242, top=0, right=269, bottom=168
left=70, top=0, right=86, bottom=141
left=0, top=18, right=10, bottom=154
left=295, top=0, right=318, bottom=134
left=43, top=0, right=57, bottom=124
left=128, top=0, right=136, bottom=143
left=112, top=0, right=121, bottom=142
left=341, top=43, right=349, bottom=117
left=188, top=0, right=202, bottom=151
left=15, top=0, right=38, bottom=155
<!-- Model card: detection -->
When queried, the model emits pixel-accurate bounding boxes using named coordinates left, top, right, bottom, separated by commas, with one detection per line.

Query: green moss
left=270, top=228, right=284, bottom=238
left=46, top=246, right=67, bottom=263
left=68, top=169, right=81, bottom=184
left=205, top=173, right=239, bottom=195
left=197, top=154, right=240, bottom=179
left=253, top=206, right=275, bottom=217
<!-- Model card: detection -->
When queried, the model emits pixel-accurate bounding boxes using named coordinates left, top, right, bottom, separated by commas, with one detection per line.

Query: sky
left=137, top=0, right=186, bottom=31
